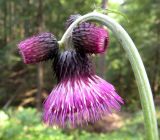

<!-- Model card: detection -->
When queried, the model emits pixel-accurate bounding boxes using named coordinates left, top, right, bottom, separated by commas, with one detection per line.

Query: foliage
left=1, top=108, right=160, bottom=140
left=0, top=108, right=150, bottom=140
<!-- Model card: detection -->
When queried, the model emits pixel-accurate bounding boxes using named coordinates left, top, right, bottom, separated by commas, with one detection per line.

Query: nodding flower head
left=18, top=32, right=58, bottom=64
left=65, top=14, right=81, bottom=29
left=43, top=50, right=123, bottom=127
left=72, top=22, right=109, bottom=54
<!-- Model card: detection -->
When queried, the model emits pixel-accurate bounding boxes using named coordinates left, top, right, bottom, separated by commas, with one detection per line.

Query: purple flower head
left=43, top=50, right=123, bottom=127
left=18, top=32, right=58, bottom=64
left=72, top=23, right=109, bottom=54
left=65, top=14, right=81, bottom=29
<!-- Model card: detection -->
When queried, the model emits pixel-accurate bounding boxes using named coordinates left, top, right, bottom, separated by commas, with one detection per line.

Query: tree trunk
left=101, top=0, right=108, bottom=9
left=24, top=0, right=30, bottom=36
left=37, top=63, right=44, bottom=110
left=3, top=0, right=7, bottom=47
left=23, top=0, right=30, bottom=37
left=36, top=0, right=44, bottom=111
left=151, top=47, right=160, bottom=99
left=151, top=13, right=160, bottom=99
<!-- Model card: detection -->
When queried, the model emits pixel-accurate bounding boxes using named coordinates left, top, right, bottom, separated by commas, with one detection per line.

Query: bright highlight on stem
left=59, top=11, right=159, bottom=140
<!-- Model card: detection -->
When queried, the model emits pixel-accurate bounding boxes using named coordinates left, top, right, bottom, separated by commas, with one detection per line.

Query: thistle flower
left=43, top=50, right=123, bottom=127
left=65, top=14, right=81, bottom=29
left=18, top=32, right=58, bottom=64
left=72, top=22, right=109, bottom=54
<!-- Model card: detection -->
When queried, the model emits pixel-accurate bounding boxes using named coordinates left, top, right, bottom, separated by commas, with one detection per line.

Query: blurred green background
left=0, top=0, right=159, bottom=140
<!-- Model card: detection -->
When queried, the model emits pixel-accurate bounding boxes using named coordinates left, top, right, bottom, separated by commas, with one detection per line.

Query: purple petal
left=43, top=75, right=123, bottom=127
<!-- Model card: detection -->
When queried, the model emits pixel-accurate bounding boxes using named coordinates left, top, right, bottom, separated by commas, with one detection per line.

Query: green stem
left=59, top=11, right=159, bottom=140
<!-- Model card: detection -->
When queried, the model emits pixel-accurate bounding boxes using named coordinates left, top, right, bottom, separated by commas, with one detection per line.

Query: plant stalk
left=59, top=11, right=159, bottom=140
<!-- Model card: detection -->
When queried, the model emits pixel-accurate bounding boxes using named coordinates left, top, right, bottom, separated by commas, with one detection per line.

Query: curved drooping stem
left=58, top=12, right=159, bottom=140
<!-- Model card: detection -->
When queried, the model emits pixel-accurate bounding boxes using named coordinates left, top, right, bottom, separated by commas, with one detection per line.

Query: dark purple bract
left=18, top=32, right=58, bottom=64
left=72, top=22, right=109, bottom=54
